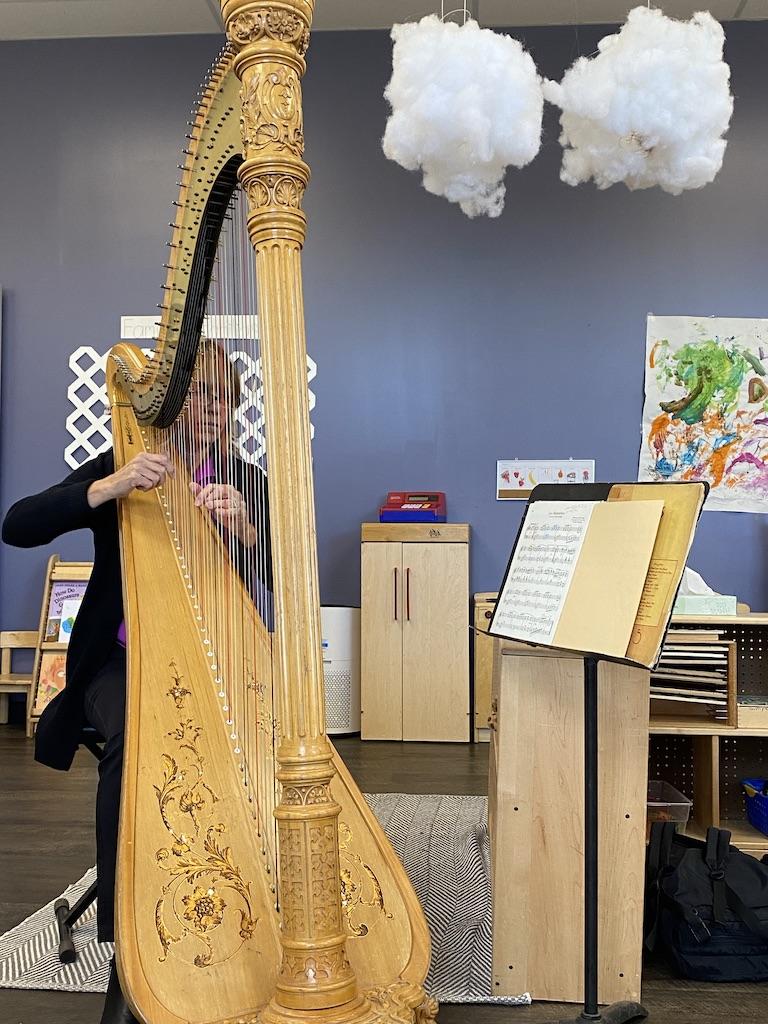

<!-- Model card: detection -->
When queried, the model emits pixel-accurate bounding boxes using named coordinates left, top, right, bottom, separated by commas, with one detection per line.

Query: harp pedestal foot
left=246, top=982, right=437, bottom=1024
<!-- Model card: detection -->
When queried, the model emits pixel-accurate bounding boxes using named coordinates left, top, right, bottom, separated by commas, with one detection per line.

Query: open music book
left=489, top=482, right=707, bottom=668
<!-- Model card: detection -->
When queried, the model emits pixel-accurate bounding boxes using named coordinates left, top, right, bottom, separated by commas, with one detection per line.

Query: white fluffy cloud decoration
left=543, top=7, right=734, bottom=195
left=382, top=15, right=543, bottom=218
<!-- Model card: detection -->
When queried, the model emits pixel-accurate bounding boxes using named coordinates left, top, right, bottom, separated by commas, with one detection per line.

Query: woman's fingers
left=194, top=483, right=216, bottom=507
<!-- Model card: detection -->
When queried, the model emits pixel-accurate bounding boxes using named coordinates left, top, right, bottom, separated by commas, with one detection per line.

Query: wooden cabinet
left=360, top=523, right=470, bottom=742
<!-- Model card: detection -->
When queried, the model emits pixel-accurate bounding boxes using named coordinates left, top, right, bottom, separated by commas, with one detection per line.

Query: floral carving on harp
left=366, top=984, right=440, bottom=1024
left=153, top=664, right=259, bottom=968
left=240, top=68, right=304, bottom=157
left=338, top=822, right=393, bottom=938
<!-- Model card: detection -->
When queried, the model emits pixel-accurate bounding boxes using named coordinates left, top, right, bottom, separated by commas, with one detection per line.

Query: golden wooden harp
left=106, top=4, right=434, bottom=1022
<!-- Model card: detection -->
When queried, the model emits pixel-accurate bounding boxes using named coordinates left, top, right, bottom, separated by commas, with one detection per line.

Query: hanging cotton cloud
left=543, top=7, right=733, bottom=195
left=382, top=16, right=543, bottom=218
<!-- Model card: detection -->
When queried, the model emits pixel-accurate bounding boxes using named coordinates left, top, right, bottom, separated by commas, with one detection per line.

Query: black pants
left=83, top=645, right=126, bottom=943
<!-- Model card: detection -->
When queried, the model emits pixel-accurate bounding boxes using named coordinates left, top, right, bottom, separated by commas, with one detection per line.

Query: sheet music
left=493, top=501, right=598, bottom=644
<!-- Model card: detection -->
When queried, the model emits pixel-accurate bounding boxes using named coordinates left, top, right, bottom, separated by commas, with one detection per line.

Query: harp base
left=249, top=982, right=437, bottom=1024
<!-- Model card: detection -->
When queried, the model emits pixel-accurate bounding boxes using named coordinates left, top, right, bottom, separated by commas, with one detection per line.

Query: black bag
left=644, top=821, right=768, bottom=982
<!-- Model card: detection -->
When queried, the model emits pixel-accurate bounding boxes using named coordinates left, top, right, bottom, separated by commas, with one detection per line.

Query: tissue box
left=673, top=594, right=738, bottom=615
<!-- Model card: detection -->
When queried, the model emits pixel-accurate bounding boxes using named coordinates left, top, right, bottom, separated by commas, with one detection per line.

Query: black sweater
left=2, top=450, right=271, bottom=771
left=2, top=452, right=123, bottom=769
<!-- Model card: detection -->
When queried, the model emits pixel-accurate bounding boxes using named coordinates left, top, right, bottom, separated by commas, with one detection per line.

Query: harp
left=105, top=3, right=434, bottom=1023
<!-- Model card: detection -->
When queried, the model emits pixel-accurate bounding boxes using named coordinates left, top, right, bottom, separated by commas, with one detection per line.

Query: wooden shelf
left=724, top=819, right=768, bottom=851
left=671, top=613, right=768, bottom=626
left=689, top=818, right=768, bottom=854
left=39, top=641, right=70, bottom=652
left=650, top=718, right=768, bottom=737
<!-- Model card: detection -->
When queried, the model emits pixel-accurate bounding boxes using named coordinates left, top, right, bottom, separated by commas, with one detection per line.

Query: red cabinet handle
left=406, top=568, right=411, bottom=621
left=393, top=567, right=398, bottom=621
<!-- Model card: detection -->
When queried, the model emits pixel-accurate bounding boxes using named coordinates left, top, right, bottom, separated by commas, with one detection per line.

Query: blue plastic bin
left=742, top=778, right=768, bottom=837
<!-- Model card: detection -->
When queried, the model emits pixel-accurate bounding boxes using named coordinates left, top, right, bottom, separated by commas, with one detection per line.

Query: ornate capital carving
left=230, top=8, right=310, bottom=55
left=244, top=172, right=306, bottom=214
left=280, top=948, right=352, bottom=985
left=281, top=781, right=331, bottom=805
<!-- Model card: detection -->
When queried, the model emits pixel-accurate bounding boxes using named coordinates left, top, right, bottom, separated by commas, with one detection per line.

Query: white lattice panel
left=65, top=347, right=112, bottom=468
left=65, top=346, right=317, bottom=469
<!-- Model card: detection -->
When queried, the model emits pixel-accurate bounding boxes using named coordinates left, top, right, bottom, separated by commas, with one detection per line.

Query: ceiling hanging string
left=440, top=0, right=471, bottom=25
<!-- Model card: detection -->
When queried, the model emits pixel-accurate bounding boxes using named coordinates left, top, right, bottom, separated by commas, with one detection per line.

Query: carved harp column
left=220, top=2, right=361, bottom=1020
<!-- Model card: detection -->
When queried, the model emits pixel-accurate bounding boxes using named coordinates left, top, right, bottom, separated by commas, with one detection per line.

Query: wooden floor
left=0, top=725, right=765, bottom=1023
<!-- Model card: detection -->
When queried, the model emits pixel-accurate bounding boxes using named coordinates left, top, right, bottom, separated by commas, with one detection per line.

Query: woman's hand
left=190, top=482, right=257, bottom=546
left=88, top=453, right=175, bottom=508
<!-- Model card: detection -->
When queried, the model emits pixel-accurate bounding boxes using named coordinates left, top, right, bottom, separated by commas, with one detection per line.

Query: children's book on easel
left=28, top=554, right=93, bottom=734
left=488, top=482, right=708, bottom=669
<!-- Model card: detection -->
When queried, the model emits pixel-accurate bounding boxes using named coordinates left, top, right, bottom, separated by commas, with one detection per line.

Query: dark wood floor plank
left=1, top=726, right=766, bottom=1023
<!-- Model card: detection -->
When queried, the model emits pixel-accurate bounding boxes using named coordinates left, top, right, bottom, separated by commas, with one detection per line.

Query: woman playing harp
left=1, top=339, right=270, bottom=1023
left=8, top=2, right=434, bottom=1021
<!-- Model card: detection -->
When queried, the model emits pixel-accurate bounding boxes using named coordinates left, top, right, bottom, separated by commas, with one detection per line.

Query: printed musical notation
left=493, top=501, right=597, bottom=644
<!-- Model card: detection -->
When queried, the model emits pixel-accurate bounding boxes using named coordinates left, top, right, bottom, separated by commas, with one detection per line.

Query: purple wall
left=2, top=24, right=768, bottom=633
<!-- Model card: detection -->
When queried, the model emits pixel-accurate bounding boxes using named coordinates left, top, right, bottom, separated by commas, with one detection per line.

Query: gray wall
left=1, top=23, right=767, bottom=632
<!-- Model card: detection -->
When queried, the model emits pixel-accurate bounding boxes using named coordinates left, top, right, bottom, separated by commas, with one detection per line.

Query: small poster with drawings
left=44, top=581, right=87, bottom=643
left=33, top=652, right=67, bottom=714
left=496, top=459, right=595, bottom=500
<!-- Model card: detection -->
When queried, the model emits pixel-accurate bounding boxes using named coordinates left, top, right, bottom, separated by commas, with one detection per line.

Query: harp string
left=146, top=185, right=278, bottom=889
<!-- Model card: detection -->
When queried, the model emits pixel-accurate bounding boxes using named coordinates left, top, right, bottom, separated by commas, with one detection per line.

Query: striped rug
left=0, top=866, right=110, bottom=993
left=0, top=793, right=529, bottom=1006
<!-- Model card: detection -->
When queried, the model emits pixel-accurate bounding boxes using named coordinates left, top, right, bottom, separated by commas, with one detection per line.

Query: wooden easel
left=27, top=554, right=92, bottom=736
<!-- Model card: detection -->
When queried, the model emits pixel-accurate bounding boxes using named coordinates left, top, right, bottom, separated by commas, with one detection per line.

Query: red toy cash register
left=378, top=491, right=447, bottom=523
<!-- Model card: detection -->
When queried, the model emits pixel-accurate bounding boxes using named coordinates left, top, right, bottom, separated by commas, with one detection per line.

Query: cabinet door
left=402, top=543, right=469, bottom=742
left=360, top=542, right=403, bottom=739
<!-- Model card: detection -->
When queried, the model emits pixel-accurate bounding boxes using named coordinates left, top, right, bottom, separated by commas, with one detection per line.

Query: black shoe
left=100, top=956, right=140, bottom=1024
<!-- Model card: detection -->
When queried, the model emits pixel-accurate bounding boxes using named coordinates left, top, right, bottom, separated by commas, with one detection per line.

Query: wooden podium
left=487, top=482, right=707, bottom=1023
left=489, top=647, right=650, bottom=1005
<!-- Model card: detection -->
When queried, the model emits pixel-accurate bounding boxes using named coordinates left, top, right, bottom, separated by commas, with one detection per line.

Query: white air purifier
left=320, top=606, right=361, bottom=735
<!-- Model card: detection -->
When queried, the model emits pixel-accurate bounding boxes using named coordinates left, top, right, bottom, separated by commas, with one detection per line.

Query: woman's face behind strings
left=186, top=379, right=226, bottom=449
left=181, top=343, right=241, bottom=457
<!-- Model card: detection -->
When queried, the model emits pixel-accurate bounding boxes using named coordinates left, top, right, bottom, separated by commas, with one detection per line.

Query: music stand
left=489, top=481, right=707, bottom=1023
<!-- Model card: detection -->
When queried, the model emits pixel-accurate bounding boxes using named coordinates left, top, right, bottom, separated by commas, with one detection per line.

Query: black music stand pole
left=549, top=656, right=648, bottom=1024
